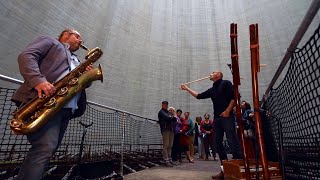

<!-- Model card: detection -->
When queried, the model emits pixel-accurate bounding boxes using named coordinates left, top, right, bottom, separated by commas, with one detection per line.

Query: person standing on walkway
left=200, top=113, right=217, bottom=160
left=184, top=112, right=195, bottom=162
left=180, top=71, right=242, bottom=179
left=169, top=107, right=182, bottom=165
left=12, top=29, right=93, bottom=180
left=175, top=109, right=184, bottom=162
left=179, top=114, right=193, bottom=163
left=195, top=116, right=205, bottom=159
left=158, top=101, right=176, bottom=167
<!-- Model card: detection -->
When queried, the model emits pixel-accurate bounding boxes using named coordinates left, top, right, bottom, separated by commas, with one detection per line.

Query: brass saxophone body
left=10, top=45, right=103, bottom=135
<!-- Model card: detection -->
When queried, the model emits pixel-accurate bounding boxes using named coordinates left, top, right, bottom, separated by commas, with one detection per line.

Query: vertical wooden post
left=249, top=24, right=269, bottom=179
left=230, top=23, right=250, bottom=180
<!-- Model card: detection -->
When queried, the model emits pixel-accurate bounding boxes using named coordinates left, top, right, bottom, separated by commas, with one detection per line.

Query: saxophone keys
left=12, top=108, right=19, bottom=115
left=31, top=111, right=41, bottom=120
left=68, top=78, right=78, bottom=85
left=40, top=94, right=47, bottom=99
left=10, top=119, right=22, bottom=128
left=57, top=87, right=68, bottom=96
left=44, top=98, right=57, bottom=107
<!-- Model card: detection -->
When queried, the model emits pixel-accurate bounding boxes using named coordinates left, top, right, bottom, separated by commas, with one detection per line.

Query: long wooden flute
left=182, top=76, right=210, bottom=85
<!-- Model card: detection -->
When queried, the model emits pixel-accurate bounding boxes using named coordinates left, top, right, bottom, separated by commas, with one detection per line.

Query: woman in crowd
left=200, top=113, right=217, bottom=160
left=180, top=114, right=194, bottom=163
left=170, top=107, right=182, bottom=165
left=195, top=116, right=205, bottom=159
left=240, top=101, right=254, bottom=131
left=184, top=112, right=195, bottom=162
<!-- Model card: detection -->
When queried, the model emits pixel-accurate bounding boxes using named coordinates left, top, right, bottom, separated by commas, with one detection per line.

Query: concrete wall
left=0, top=0, right=319, bottom=120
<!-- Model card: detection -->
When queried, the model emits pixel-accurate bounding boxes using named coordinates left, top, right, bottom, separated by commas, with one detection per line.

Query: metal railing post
left=120, top=112, right=126, bottom=177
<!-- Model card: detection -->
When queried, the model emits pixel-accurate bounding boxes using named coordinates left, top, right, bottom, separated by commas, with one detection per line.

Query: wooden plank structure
left=222, top=23, right=282, bottom=180
left=223, top=159, right=282, bottom=180
left=229, top=23, right=251, bottom=180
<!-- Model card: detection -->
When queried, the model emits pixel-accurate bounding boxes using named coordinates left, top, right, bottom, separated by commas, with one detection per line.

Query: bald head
left=58, top=28, right=83, bottom=52
left=210, top=71, right=223, bottom=82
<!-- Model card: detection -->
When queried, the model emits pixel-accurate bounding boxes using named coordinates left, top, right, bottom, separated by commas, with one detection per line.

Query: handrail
left=0, top=74, right=23, bottom=84
left=0, top=74, right=157, bottom=122
left=264, top=0, right=320, bottom=101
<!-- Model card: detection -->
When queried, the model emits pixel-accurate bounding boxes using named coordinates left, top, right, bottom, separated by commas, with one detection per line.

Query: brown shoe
left=165, top=162, right=173, bottom=167
left=212, top=171, right=224, bottom=179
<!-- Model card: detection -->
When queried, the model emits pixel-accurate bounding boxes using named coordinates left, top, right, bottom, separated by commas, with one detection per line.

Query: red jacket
left=180, top=118, right=189, bottom=146
left=200, top=120, right=214, bottom=134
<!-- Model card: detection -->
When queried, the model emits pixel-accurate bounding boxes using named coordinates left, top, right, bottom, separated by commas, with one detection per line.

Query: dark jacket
left=194, top=123, right=200, bottom=146
left=158, top=108, right=176, bottom=132
left=196, top=79, right=235, bottom=118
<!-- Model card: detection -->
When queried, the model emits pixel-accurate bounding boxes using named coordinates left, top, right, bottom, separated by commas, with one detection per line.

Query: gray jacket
left=12, top=35, right=73, bottom=104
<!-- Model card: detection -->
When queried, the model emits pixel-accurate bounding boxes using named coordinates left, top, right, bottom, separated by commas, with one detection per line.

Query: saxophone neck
left=80, top=44, right=89, bottom=51
left=85, top=47, right=103, bottom=61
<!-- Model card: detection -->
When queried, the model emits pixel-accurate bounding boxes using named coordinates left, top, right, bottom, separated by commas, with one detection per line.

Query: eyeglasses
left=69, top=32, right=83, bottom=42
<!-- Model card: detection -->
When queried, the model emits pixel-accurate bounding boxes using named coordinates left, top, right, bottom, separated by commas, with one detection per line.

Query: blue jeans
left=214, top=116, right=242, bottom=162
left=17, top=108, right=72, bottom=180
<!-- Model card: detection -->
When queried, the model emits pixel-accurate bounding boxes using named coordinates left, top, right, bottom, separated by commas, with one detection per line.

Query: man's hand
left=180, top=84, right=188, bottom=90
left=34, top=81, right=56, bottom=98
left=221, top=100, right=235, bottom=118
left=85, top=64, right=93, bottom=71
left=179, top=84, right=198, bottom=97
left=220, top=110, right=231, bottom=118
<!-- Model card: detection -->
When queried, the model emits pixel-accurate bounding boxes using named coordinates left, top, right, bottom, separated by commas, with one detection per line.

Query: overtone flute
left=182, top=76, right=210, bottom=85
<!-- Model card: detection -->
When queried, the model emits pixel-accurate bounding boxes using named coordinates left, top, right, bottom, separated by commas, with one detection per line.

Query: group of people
left=158, top=102, right=219, bottom=167
left=11, top=27, right=252, bottom=180
left=158, top=102, right=194, bottom=166
left=163, top=71, right=244, bottom=179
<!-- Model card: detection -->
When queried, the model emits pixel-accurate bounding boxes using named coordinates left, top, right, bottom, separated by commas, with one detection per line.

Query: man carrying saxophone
left=11, top=28, right=93, bottom=180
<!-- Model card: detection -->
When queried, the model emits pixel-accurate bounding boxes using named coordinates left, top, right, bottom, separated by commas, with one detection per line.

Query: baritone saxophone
left=10, top=44, right=103, bottom=135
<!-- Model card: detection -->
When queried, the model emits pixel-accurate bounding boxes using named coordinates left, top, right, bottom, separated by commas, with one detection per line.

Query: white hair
left=168, top=107, right=175, bottom=112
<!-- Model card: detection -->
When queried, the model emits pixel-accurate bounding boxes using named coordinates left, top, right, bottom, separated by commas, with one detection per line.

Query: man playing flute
left=180, top=71, right=242, bottom=179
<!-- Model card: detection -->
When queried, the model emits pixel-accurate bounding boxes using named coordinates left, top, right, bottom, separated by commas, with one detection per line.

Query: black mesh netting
left=263, top=23, right=320, bottom=179
left=0, top=87, right=163, bottom=179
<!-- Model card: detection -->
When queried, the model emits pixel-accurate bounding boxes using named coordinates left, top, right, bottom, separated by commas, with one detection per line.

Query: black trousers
left=203, top=133, right=216, bottom=157
left=171, top=133, right=181, bottom=161
left=214, top=116, right=243, bottom=162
